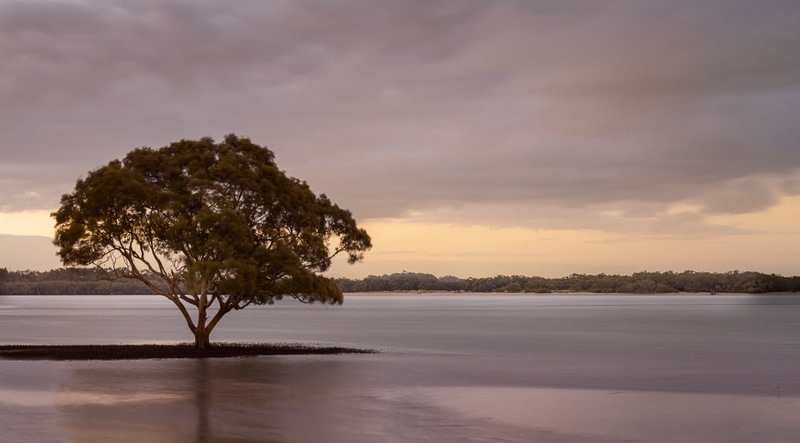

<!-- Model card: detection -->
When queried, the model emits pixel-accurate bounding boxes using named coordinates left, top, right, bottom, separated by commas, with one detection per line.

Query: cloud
left=1, top=0, right=799, bottom=226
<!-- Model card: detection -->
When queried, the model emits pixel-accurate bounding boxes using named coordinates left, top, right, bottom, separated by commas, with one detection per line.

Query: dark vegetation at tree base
left=2, top=268, right=799, bottom=295
left=0, top=343, right=376, bottom=361
left=336, top=271, right=800, bottom=294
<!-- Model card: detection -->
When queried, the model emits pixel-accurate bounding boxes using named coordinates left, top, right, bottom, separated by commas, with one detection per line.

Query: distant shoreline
left=3, top=269, right=798, bottom=295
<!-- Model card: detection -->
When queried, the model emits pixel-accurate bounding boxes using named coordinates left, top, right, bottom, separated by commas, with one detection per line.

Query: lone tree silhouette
left=53, top=134, right=371, bottom=348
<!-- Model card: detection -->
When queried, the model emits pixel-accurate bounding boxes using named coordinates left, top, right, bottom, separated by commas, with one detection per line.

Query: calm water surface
left=0, top=294, right=799, bottom=442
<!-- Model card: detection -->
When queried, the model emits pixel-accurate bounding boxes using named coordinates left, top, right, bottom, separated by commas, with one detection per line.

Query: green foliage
left=51, top=134, right=370, bottom=347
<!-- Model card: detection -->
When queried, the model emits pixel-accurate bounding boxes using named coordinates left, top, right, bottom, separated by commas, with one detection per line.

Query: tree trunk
left=194, top=287, right=211, bottom=349
left=194, top=326, right=211, bottom=349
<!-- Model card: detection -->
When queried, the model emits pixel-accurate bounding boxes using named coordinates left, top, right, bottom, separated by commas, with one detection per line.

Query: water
left=0, top=294, right=799, bottom=442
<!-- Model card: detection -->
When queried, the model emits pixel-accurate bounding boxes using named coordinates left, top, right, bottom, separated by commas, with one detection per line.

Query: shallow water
left=1, top=294, right=799, bottom=442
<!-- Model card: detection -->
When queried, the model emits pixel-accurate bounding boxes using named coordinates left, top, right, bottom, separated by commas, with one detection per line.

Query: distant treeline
left=2, top=267, right=799, bottom=295
left=336, top=271, right=800, bottom=294
left=0, top=268, right=156, bottom=295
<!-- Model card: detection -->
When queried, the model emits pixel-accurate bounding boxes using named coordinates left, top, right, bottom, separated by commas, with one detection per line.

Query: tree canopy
left=52, top=134, right=371, bottom=348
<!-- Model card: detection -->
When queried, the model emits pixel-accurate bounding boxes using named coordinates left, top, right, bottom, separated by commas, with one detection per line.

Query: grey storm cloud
left=1, top=0, right=799, bottom=222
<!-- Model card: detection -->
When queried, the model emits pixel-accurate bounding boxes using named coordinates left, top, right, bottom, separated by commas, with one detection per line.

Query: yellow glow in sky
left=0, top=210, right=56, bottom=237
left=2, top=197, right=800, bottom=277
left=325, top=195, right=800, bottom=278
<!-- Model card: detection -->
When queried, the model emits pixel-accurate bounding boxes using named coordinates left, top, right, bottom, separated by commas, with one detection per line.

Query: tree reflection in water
left=53, top=356, right=380, bottom=442
left=52, top=355, right=568, bottom=443
left=54, top=358, right=291, bottom=442
left=195, top=359, right=210, bottom=443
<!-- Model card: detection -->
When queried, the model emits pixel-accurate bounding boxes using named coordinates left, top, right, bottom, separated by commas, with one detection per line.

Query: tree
left=52, top=134, right=371, bottom=348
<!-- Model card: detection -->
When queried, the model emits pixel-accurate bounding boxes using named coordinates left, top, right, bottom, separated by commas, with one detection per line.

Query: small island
left=0, top=343, right=376, bottom=361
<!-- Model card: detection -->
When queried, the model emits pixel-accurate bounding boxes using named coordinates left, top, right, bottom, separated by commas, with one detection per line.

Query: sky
left=1, top=0, right=799, bottom=278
